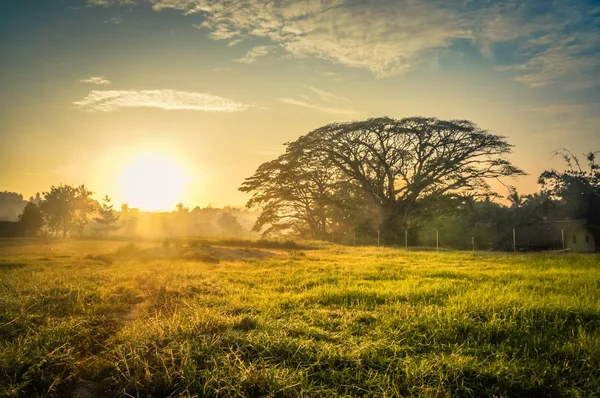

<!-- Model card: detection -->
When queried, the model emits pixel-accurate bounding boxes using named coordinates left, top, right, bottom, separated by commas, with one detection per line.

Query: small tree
left=40, top=184, right=94, bottom=237
left=18, top=202, right=44, bottom=236
left=175, top=203, right=190, bottom=213
left=218, top=212, right=243, bottom=237
left=93, top=195, right=120, bottom=236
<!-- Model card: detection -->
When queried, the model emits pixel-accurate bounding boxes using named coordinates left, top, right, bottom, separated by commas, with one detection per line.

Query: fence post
left=405, top=229, right=408, bottom=250
left=331, top=231, right=334, bottom=244
left=513, top=228, right=516, bottom=252
left=436, top=230, right=439, bottom=252
left=561, top=229, right=565, bottom=250
left=377, top=228, right=380, bottom=247
left=353, top=230, right=356, bottom=248
left=472, top=236, right=475, bottom=252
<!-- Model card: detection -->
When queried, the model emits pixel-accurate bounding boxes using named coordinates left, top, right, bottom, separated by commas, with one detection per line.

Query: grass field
left=0, top=239, right=599, bottom=397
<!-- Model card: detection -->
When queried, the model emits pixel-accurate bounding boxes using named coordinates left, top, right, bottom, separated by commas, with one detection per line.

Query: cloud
left=494, top=31, right=600, bottom=88
left=234, top=45, right=274, bottom=64
left=277, top=98, right=354, bottom=115
left=92, top=0, right=600, bottom=87
left=522, top=101, right=600, bottom=141
left=80, top=76, right=112, bottom=85
left=522, top=104, right=589, bottom=114
left=154, top=0, right=473, bottom=78
left=305, top=86, right=349, bottom=103
left=479, top=1, right=600, bottom=88
left=74, top=89, right=249, bottom=112
left=105, top=17, right=123, bottom=24
left=25, top=169, right=62, bottom=177
left=87, top=0, right=134, bottom=6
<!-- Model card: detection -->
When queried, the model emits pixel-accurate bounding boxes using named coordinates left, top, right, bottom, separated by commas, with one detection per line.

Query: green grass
left=0, top=239, right=599, bottom=397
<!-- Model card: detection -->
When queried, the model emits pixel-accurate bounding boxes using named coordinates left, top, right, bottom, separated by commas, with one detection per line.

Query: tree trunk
left=379, top=204, right=403, bottom=244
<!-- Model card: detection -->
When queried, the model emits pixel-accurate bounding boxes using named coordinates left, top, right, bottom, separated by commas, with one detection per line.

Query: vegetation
left=93, top=195, right=120, bottom=236
left=1, top=122, right=598, bottom=252
left=1, top=239, right=599, bottom=397
left=40, top=184, right=95, bottom=238
left=241, top=117, right=525, bottom=242
left=539, top=150, right=600, bottom=224
left=18, top=202, right=44, bottom=235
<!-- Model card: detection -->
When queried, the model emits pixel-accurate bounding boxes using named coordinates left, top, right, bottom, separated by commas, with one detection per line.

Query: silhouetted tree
left=40, top=184, right=94, bottom=237
left=18, top=202, right=44, bottom=235
left=539, top=150, right=600, bottom=222
left=242, top=117, right=524, bottom=242
left=120, top=204, right=139, bottom=236
left=93, top=195, right=120, bottom=236
left=175, top=203, right=190, bottom=213
left=218, top=212, right=243, bottom=237
left=507, top=186, right=524, bottom=209
left=240, top=143, right=361, bottom=237
left=0, top=191, right=27, bottom=221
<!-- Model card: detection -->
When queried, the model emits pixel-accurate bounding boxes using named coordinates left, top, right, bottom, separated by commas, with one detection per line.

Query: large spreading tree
left=240, top=143, right=365, bottom=237
left=241, top=117, right=524, bottom=241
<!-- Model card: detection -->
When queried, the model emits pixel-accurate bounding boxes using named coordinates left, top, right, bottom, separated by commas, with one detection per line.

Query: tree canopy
left=18, top=202, right=44, bottom=235
left=241, top=117, right=525, bottom=241
left=93, top=195, right=120, bottom=236
left=539, top=151, right=600, bottom=223
left=40, top=184, right=94, bottom=237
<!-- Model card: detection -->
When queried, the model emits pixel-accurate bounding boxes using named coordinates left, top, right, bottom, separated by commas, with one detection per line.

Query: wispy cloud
left=105, top=17, right=123, bottom=24
left=522, top=104, right=590, bottom=113
left=495, top=32, right=600, bottom=88
left=480, top=1, right=600, bottom=88
left=256, top=145, right=286, bottom=157
left=25, top=169, right=62, bottom=177
left=277, top=98, right=354, bottom=115
left=522, top=102, right=600, bottom=140
left=92, top=0, right=600, bottom=87
left=234, top=45, right=274, bottom=64
left=87, top=0, right=135, bottom=7
left=86, top=0, right=134, bottom=7
left=80, top=76, right=112, bottom=85
left=154, top=0, right=473, bottom=78
left=74, top=89, right=249, bottom=112
left=305, top=86, right=349, bottom=103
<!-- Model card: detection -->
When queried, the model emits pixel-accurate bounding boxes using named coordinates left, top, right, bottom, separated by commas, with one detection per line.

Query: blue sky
left=1, top=0, right=599, bottom=209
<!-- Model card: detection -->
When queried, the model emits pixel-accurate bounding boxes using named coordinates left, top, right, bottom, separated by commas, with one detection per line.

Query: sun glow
left=118, top=153, right=188, bottom=211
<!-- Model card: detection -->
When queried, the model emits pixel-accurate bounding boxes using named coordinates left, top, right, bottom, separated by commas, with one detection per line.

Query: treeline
left=240, top=117, right=600, bottom=249
left=6, top=185, right=258, bottom=239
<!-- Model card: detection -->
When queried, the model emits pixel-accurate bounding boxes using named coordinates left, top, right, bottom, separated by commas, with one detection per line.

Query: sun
left=119, top=153, right=188, bottom=211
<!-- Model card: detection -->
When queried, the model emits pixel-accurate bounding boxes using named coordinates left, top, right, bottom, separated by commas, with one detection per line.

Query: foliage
left=0, top=191, right=27, bottom=222
left=18, top=202, right=44, bottom=235
left=40, top=184, right=94, bottom=238
left=93, top=195, right=120, bottom=236
left=242, top=117, right=524, bottom=242
left=539, top=150, right=600, bottom=222
left=240, top=143, right=361, bottom=237
left=217, top=212, right=244, bottom=237
left=0, top=240, right=599, bottom=397
left=0, top=191, right=24, bottom=202
left=175, top=203, right=189, bottom=213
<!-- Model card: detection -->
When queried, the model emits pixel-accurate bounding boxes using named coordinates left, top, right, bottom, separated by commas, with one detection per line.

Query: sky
left=1, top=0, right=599, bottom=210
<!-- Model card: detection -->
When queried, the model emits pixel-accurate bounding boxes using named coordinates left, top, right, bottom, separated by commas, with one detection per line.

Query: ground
left=0, top=239, right=599, bottom=397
